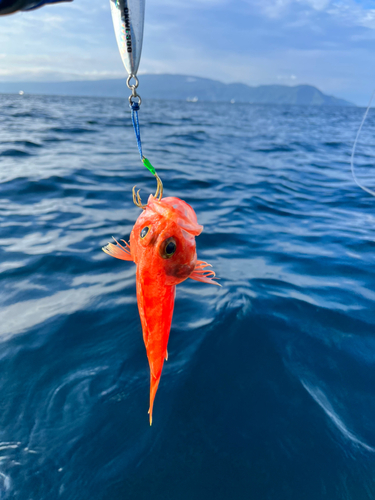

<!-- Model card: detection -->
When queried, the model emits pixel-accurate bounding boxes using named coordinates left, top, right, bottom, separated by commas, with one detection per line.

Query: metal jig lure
left=109, top=0, right=160, bottom=198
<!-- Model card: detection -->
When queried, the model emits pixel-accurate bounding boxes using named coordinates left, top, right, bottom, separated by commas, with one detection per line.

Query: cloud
left=0, top=0, right=375, bottom=103
left=255, top=0, right=375, bottom=29
left=277, top=74, right=297, bottom=80
left=305, top=0, right=330, bottom=8
left=328, top=2, right=375, bottom=29
left=149, top=0, right=227, bottom=7
left=256, top=0, right=331, bottom=17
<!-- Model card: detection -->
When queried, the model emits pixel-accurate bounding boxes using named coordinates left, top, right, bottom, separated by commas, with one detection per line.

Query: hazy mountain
left=0, top=74, right=354, bottom=106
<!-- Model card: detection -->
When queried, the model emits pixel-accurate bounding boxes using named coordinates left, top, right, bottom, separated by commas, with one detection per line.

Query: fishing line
left=350, top=89, right=375, bottom=197
left=109, top=0, right=160, bottom=195
left=127, top=80, right=162, bottom=206
left=129, top=101, right=156, bottom=176
left=130, top=101, right=143, bottom=159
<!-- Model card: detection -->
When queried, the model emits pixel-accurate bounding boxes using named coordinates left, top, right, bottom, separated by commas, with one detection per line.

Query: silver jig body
left=109, top=0, right=145, bottom=78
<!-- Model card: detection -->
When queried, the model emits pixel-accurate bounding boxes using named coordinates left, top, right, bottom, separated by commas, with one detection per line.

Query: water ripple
left=1, top=94, right=375, bottom=499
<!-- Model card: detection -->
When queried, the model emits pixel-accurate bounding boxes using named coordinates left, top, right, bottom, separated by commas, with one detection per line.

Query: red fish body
left=103, top=194, right=219, bottom=424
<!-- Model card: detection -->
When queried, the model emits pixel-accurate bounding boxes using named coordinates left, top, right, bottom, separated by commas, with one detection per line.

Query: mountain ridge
left=0, top=74, right=354, bottom=106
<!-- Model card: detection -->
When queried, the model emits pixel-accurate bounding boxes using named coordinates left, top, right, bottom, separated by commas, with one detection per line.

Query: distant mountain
left=0, top=74, right=354, bottom=106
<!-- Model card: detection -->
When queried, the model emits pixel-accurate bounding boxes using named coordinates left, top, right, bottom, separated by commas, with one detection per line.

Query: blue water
left=1, top=94, right=375, bottom=499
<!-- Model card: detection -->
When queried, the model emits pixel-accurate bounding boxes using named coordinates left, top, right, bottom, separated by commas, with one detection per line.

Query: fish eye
left=140, top=226, right=150, bottom=239
left=161, top=237, right=177, bottom=259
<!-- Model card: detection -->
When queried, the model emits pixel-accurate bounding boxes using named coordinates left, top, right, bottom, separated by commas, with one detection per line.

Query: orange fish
left=103, top=193, right=220, bottom=424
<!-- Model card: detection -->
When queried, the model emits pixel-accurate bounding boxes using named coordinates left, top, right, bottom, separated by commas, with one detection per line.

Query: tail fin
left=102, top=237, right=133, bottom=261
left=148, top=374, right=161, bottom=426
left=189, top=260, right=221, bottom=286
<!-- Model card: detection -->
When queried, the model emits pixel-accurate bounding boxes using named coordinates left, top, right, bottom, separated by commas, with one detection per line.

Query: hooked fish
left=103, top=189, right=220, bottom=424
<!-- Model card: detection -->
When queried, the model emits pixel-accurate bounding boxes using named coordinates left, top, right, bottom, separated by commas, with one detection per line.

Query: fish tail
left=102, top=237, right=133, bottom=261
left=148, top=374, right=161, bottom=426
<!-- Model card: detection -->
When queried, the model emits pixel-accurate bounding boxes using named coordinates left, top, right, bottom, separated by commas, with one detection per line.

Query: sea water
left=0, top=94, right=375, bottom=499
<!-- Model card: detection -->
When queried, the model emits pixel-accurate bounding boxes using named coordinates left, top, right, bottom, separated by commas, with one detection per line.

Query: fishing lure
left=103, top=177, right=220, bottom=424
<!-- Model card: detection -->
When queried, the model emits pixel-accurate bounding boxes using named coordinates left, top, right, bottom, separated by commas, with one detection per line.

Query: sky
left=1, top=0, right=375, bottom=104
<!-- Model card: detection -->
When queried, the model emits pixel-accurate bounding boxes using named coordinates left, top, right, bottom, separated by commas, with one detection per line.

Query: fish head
left=130, top=195, right=203, bottom=285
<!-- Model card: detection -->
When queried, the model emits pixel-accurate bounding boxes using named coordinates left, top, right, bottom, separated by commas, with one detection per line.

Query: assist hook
left=132, top=170, right=163, bottom=209
left=128, top=77, right=163, bottom=209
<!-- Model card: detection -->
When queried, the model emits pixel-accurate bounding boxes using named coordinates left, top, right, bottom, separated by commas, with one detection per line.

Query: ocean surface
left=0, top=94, right=375, bottom=499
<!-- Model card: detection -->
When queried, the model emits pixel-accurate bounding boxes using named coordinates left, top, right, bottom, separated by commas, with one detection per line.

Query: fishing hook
left=132, top=172, right=163, bottom=209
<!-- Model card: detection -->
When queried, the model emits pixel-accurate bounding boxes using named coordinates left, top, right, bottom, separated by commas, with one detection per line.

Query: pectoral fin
left=102, top=237, right=133, bottom=261
left=189, top=260, right=221, bottom=286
